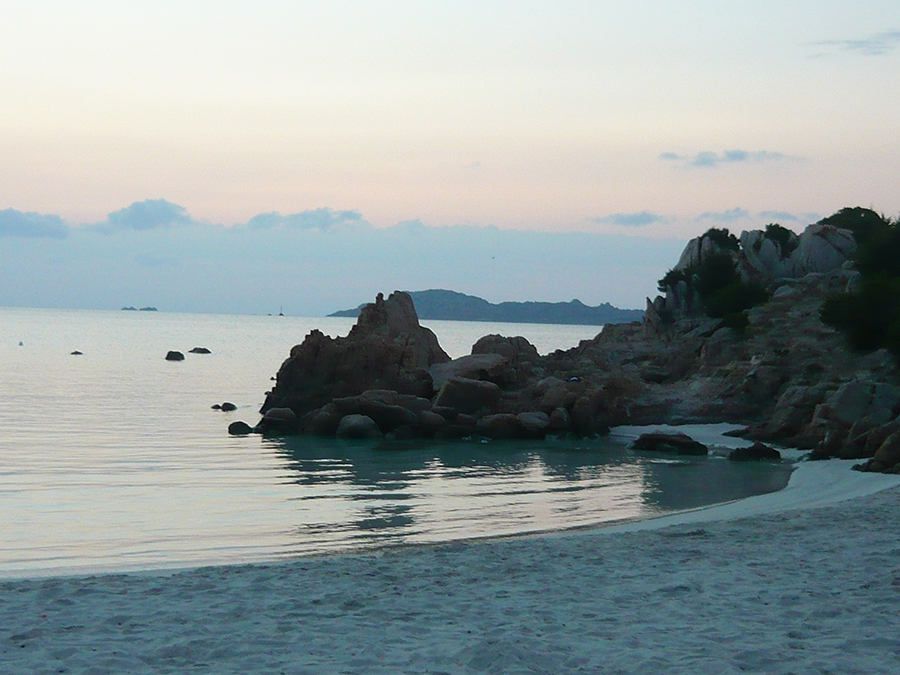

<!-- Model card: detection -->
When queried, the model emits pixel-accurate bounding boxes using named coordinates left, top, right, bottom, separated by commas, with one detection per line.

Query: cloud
left=662, top=149, right=786, bottom=168
left=698, top=207, right=750, bottom=222
left=758, top=210, right=821, bottom=225
left=105, top=199, right=193, bottom=231
left=0, top=208, right=68, bottom=238
left=758, top=210, right=799, bottom=222
left=592, top=211, right=665, bottom=227
left=813, top=30, right=900, bottom=56
left=244, top=207, right=363, bottom=230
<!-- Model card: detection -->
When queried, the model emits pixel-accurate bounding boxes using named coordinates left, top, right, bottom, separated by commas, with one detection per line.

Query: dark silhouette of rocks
left=330, top=289, right=642, bottom=326
left=190, top=347, right=212, bottom=354
left=260, top=292, right=449, bottom=428
left=336, top=414, right=383, bottom=439
left=631, top=432, right=709, bottom=455
left=165, top=350, right=185, bottom=361
left=227, top=421, right=253, bottom=435
left=729, top=443, right=782, bottom=462
left=70, top=350, right=83, bottom=355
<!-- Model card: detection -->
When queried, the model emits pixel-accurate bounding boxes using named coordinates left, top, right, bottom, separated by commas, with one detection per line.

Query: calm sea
left=0, top=307, right=792, bottom=578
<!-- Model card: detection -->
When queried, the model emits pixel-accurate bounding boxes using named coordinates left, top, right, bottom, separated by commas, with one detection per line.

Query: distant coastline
left=329, top=289, right=643, bottom=326
left=121, top=306, right=158, bottom=312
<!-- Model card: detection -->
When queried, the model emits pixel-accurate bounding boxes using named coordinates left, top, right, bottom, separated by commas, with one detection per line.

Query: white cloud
left=104, top=199, right=193, bottom=231
left=592, top=211, right=666, bottom=227
left=244, top=208, right=364, bottom=230
left=0, top=208, right=68, bottom=238
left=661, top=150, right=787, bottom=168
left=698, top=207, right=750, bottom=222
left=813, top=30, right=900, bottom=56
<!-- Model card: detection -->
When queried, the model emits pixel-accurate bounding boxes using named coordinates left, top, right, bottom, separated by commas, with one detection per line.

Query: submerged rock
left=631, top=432, right=708, bottom=456
left=728, top=442, right=782, bottom=462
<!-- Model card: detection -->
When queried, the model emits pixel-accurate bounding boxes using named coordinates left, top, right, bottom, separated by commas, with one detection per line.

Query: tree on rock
left=820, top=209, right=900, bottom=360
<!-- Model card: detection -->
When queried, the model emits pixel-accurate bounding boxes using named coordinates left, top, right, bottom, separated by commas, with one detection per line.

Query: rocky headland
left=330, top=289, right=643, bottom=325
left=240, top=210, right=900, bottom=473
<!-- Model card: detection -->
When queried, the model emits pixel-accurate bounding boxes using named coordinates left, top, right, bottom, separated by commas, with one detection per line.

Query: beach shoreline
left=3, top=459, right=900, bottom=674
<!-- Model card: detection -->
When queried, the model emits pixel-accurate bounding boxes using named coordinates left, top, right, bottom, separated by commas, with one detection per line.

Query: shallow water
left=0, top=307, right=791, bottom=577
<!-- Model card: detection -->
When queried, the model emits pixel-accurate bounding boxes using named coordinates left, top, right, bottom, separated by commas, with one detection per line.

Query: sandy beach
left=2, top=459, right=899, bottom=675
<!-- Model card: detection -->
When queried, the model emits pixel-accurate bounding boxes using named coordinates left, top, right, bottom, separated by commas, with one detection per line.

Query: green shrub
left=821, top=274, right=900, bottom=358
left=656, top=250, right=769, bottom=331
left=819, top=208, right=900, bottom=360
left=703, top=227, right=740, bottom=251
left=657, top=268, right=689, bottom=294
left=855, top=224, right=900, bottom=277
left=818, top=207, right=891, bottom=245
left=763, top=223, right=798, bottom=257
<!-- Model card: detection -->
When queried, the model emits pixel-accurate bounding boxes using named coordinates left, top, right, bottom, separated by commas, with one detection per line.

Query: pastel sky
left=1, top=1, right=899, bottom=314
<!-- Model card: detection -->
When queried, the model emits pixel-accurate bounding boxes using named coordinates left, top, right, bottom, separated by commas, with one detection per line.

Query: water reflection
left=267, top=435, right=793, bottom=553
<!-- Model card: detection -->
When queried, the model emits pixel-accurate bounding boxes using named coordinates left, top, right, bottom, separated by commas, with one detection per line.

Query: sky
left=1, top=1, right=899, bottom=314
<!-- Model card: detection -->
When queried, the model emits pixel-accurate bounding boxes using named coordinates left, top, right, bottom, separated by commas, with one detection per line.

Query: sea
left=0, top=307, right=793, bottom=578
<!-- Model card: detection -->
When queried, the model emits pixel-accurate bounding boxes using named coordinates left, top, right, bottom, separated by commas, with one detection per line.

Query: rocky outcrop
left=243, top=218, right=900, bottom=471
left=260, top=291, right=450, bottom=422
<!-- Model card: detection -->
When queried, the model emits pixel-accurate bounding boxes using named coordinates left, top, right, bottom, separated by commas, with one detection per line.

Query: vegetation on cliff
left=657, top=229, right=769, bottom=331
left=820, top=208, right=900, bottom=359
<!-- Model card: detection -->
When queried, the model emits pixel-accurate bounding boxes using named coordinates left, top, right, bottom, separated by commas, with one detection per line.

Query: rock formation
left=241, top=218, right=900, bottom=472
left=257, top=292, right=451, bottom=434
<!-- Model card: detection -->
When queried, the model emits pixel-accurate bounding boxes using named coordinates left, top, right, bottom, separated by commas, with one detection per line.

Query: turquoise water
left=0, top=307, right=791, bottom=577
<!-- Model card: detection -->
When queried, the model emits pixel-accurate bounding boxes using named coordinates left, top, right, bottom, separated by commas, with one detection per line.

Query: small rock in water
left=221, top=402, right=237, bottom=412
left=728, top=442, right=782, bottom=462
left=228, top=421, right=254, bottom=435
left=189, top=347, right=212, bottom=354
left=165, top=350, right=185, bottom=361
left=631, top=432, right=709, bottom=455
left=71, top=350, right=83, bottom=355
left=211, top=404, right=222, bottom=410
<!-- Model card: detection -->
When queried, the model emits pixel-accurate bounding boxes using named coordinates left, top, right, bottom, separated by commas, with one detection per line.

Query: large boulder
left=788, top=223, right=856, bottom=276
left=336, top=414, right=383, bottom=439
left=739, top=230, right=796, bottom=280
left=429, top=353, right=508, bottom=391
left=331, top=391, right=420, bottom=432
left=470, top=335, right=539, bottom=387
left=260, top=292, right=450, bottom=424
left=433, top=376, right=501, bottom=414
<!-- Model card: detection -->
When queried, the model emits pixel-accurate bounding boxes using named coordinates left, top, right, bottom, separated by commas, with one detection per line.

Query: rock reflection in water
left=267, top=435, right=793, bottom=553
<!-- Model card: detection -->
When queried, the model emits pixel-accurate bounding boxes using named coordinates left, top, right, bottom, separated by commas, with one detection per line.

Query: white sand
left=3, top=460, right=900, bottom=675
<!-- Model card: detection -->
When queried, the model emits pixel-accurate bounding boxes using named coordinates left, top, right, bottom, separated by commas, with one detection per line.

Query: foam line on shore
left=594, top=458, right=900, bottom=535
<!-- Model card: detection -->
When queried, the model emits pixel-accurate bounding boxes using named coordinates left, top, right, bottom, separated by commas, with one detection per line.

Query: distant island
left=329, top=289, right=643, bottom=326
left=122, top=306, right=158, bottom=312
